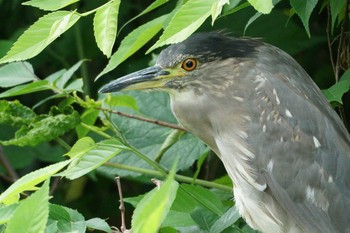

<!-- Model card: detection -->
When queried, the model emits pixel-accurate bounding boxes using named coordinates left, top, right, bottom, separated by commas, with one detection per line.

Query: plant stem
left=97, top=107, right=186, bottom=131
left=74, top=22, right=91, bottom=96
left=79, top=1, right=111, bottom=17
left=81, top=122, right=112, bottom=139
left=55, top=137, right=71, bottom=151
left=0, top=146, right=18, bottom=182
left=104, top=162, right=232, bottom=192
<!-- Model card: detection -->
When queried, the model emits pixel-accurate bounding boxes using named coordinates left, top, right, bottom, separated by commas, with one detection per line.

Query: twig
left=115, top=177, right=131, bottom=233
left=0, top=146, right=18, bottom=182
left=151, top=178, right=162, bottom=189
left=335, top=0, right=350, bottom=82
left=104, top=162, right=232, bottom=192
left=97, top=107, right=186, bottom=131
left=326, top=5, right=336, bottom=77
left=50, top=177, right=61, bottom=195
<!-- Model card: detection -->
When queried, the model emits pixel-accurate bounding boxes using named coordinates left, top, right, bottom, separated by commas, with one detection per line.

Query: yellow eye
left=181, top=58, right=197, bottom=71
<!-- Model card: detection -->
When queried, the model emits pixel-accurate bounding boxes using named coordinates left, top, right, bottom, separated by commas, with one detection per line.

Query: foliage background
left=0, top=0, right=349, bottom=232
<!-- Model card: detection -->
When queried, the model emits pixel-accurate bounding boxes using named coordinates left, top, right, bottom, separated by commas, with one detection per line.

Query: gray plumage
left=100, top=32, right=350, bottom=233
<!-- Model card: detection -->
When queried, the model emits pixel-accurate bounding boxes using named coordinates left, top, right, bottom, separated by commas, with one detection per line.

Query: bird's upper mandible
left=100, top=32, right=350, bottom=233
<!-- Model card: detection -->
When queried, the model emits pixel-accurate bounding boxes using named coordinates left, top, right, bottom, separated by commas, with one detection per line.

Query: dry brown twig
left=114, top=177, right=131, bottom=233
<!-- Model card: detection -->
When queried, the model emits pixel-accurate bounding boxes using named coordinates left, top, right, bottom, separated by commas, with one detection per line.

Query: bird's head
left=99, top=32, right=261, bottom=94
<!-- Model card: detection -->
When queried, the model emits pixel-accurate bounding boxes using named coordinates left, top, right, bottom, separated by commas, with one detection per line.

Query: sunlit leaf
left=0, top=80, right=51, bottom=98
left=65, top=137, right=96, bottom=159
left=131, top=168, right=179, bottom=233
left=22, top=0, right=79, bottom=11
left=86, top=218, right=112, bottom=233
left=0, top=11, right=81, bottom=63
left=211, top=0, right=230, bottom=24
left=0, top=161, right=69, bottom=204
left=63, top=139, right=125, bottom=179
left=93, top=0, right=120, bottom=57
left=5, top=179, right=50, bottom=233
left=0, top=62, right=36, bottom=88
left=103, top=94, right=139, bottom=111
left=248, top=0, right=273, bottom=14
left=147, top=0, right=212, bottom=52
left=290, top=0, right=318, bottom=37
left=96, top=15, right=166, bottom=79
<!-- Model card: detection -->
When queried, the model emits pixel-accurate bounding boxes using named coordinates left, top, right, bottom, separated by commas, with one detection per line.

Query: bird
left=100, top=32, right=350, bottom=233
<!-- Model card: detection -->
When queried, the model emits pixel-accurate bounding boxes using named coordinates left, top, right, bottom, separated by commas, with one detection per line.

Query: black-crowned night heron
left=100, top=32, right=350, bottom=233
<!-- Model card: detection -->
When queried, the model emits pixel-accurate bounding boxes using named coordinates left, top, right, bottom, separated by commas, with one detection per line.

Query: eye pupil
left=182, top=58, right=197, bottom=71
left=186, top=60, right=193, bottom=68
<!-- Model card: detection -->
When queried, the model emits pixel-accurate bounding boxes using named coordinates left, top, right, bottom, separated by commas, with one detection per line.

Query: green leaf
left=98, top=92, right=177, bottom=177
left=0, top=204, right=19, bottom=225
left=0, top=62, right=36, bottom=88
left=96, top=15, right=166, bottom=79
left=0, top=111, right=81, bottom=147
left=170, top=187, right=197, bottom=212
left=0, top=80, right=51, bottom=98
left=161, top=133, right=206, bottom=172
left=62, top=139, right=125, bottom=179
left=211, top=0, right=230, bottom=24
left=131, top=168, right=179, bottom=233
left=248, top=0, right=273, bottom=14
left=75, top=109, right=100, bottom=138
left=323, top=69, right=350, bottom=104
left=290, top=0, right=318, bottom=37
left=162, top=210, right=197, bottom=228
left=48, top=204, right=86, bottom=232
left=0, top=11, right=81, bottom=63
left=94, top=0, right=120, bottom=58
left=210, top=206, right=240, bottom=233
left=64, top=78, right=83, bottom=92
left=147, top=0, right=212, bottom=52
left=156, top=129, right=184, bottom=162
left=181, top=184, right=224, bottom=216
left=118, top=0, right=169, bottom=34
left=86, top=218, right=112, bottom=233
left=5, top=179, right=50, bottom=233
left=0, top=100, right=36, bottom=127
left=65, top=137, right=96, bottom=159
left=103, top=94, right=139, bottom=111
left=56, top=60, right=84, bottom=89
left=0, top=160, right=70, bottom=204
left=22, top=0, right=79, bottom=11
left=244, top=12, right=262, bottom=34
left=190, top=207, right=218, bottom=231
left=330, top=0, right=345, bottom=31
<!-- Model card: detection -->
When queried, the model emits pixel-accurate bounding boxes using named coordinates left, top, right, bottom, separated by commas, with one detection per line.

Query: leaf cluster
left=0, top=0, right=349, bottom=233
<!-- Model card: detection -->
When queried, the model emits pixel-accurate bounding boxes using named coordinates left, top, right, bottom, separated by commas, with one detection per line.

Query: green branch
left=104, top=162, right=232, bottom=192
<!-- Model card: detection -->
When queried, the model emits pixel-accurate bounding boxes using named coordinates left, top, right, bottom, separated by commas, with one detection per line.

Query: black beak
left=99, top=66, right=170, bottom=93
